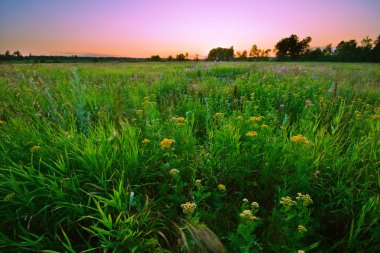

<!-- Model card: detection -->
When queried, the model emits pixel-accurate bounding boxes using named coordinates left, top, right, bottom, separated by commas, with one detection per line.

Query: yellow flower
left=297, top=225, right=307, bottom=233
left=246, top=131, right=258, bottom=137
left=0, top=120, right=5, bottom=125
left=239, top=209, right=258, bottom=221
left=4, top=193, right=15, bottom=201
left=217, top=184, right=226, bottom=192
left=371, top=114, right=380, bottom=120
left=170, top=168, right=179, bottom=176
left=249, top=116, right=264, bottom=121
left=181, top=202, right=197, bottom=215
left=235, top=116, right=244, bottom=121
left=176, top=116, right=186, bottom=121
left=176, top=123, right=185, bottom=127
left=135, top=109, right=143, bottom=115
left=142, top=138, right=150, bottom=143
left=214, top=112, right=224, bottom=119
left=30, top=146, right=41, bottom=152
left=280, top=196, right=295, bottom=207
left=160, top=138, right=175, bottom=149
left=290, top=134, right=312, bottom=145
left=261, top=124, right=269, bottom=128
left=296, top=193, right=313, bottom=206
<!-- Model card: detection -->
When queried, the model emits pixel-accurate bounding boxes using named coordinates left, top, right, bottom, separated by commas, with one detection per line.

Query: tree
left=240, top=50, right=247, bottom=60
left=275, top=34, right=312, bottom=60
left=167, top=55, right=173, bottom=61
left=249, top=45, right=259, bottom=58
left=322, top=44, right=333, bottom=56
left=176, top=53, right=186, bottom=61
left=207, top=47, right=234, bottom=61
left=335, top=40, right=357, bottom=61
left=5, top=50, right=10, bottom=57
left=13, top=50, right=21, bottom=57
left=150, top=55, right=161, bottom=61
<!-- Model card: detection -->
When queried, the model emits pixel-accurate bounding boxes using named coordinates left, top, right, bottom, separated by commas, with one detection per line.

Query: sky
left=0, top=0, right=379, bottom=58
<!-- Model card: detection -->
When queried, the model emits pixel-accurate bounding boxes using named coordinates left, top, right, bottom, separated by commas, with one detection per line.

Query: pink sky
left=0, top=0, right=379, bottom=58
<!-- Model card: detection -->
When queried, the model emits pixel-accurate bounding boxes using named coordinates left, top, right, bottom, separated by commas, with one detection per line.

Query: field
left=0, top=62, right=379, bottom=252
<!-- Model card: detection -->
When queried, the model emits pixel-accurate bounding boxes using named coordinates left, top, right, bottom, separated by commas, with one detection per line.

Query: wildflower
left=170, top=168, right=179, bottom=176
left=290, top=134, right=312, bottom=145
left=236, top=116, right=244, bottom=121
left=251, top=202, right=259, bottom=209
left=131, top=118, right=137, bottom=122
left=195, top=179, right=202, bottom=187
left=246, top=131, right=258, bottom=137
left=280, top=196, right=295, bottom=207
left=261, top=124, right=269, bottom=128
left=305, top=99, right=312, bottom=106
left=298, top=250, right=305, bottom=253
left=297, top=225, right=307, bottom=233
left=181, top=202, right=197, bottom=215
left=176, top=116, right=186, bottom=121
left=240, top=209, right=258, bottom=221
left=217, top=184, right=226, bottom=192
left=371, top=114, right=380, bottom=120
left=160, top=138, right=175, bottom=149
left=4, top=193, right=15, bottom=201
left=249, top=116, right=264, bottom=121
left=296, top=193, right=313, bottom=206
left=30, top=146, right=41, bottom=152
left=279, top=104, right=285, bottom=110
left=135, top=109, right=143, bottom=115
left=0, top=120, right=5, bottom=125
left=142, top=138, right=150, bottom=143
left=242, top=198, right=249, bottom=203
left=214, top=112, right=224, bottom=119
left=176, top=123, right=185, bottom=127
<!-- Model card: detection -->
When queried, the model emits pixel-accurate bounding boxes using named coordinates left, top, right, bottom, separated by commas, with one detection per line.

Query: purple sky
left=0, top=0, right=379, bottom=58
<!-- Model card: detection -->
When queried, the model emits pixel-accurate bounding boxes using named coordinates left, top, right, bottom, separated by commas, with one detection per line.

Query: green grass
left=0, top=62, right=379, bottom=252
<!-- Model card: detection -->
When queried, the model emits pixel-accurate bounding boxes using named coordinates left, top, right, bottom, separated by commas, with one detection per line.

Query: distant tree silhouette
left=150, top=55, right=161, bottom=61
left=322, top=44, right=333, bottom=57
left=207, top=47, right=234, bottom=61
left=335, top=40, right=358, bottom=61
left=275, top=34, right=311, bottom=60
left=249, top=45, right=271, bottom=58
left=176, top=53, right=186, bottom=61
left=167, top=55, right=173, bottom=61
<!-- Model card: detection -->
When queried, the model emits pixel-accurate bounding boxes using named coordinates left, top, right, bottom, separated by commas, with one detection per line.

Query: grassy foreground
left=0, top=62, right=379, bottom=252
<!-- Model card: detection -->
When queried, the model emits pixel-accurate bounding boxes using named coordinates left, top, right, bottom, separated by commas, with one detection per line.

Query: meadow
left=0, top=61, right=379, bottom=252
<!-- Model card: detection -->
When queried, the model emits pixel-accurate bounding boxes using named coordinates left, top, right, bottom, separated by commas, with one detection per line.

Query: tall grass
left=0, top=62, right=379, bottom=252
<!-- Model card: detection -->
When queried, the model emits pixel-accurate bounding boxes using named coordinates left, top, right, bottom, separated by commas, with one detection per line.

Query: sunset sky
left=0, top=0, right=379, bottom=58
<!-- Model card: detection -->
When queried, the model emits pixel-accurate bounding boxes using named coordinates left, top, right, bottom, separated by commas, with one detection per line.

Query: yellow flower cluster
left=290, top=134, right=312, bottom=145
left=217, top=184, right=226, bottom=191
left=4, top=193, right=15, bottom=201
left=246, top=131, right=258, bottom=137
left=249, top=116, right=264, bottom=121
left=214, top=112, right=224, bottom=119
left=170, top=168, right=179, bottom=176
left=296, top=193, right=313, bottom=206
left=280, top=196, right=296, bottom=207
left=239, top=209, right=258, bottom=221
left=160, top=138, right=175, bottom=149
left=181, top=202, right=197, bottom=215
left=297, top=225, right=307, bottom=233
left=142, top=138, right=150, bottom=143
left=176, top=116, right=186, bottom=121
left=30, top=146, right=41, bottom=152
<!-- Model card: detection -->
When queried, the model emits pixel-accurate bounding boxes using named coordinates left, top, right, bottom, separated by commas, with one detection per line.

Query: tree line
left=1, top=34, right=380, bottom=63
